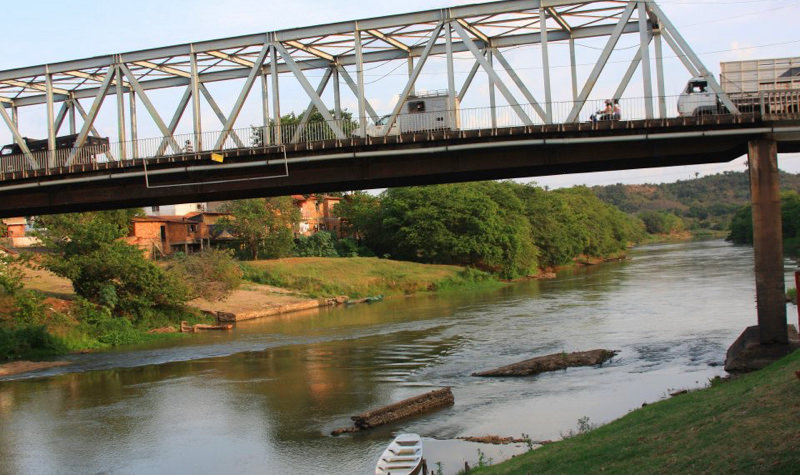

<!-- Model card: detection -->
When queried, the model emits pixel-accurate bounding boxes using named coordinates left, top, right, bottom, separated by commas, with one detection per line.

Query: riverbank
left=473, top=349, right=800, bottom=474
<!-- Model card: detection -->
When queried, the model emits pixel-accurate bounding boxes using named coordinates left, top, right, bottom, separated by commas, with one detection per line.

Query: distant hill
left=592, top=171, right=800, bottom=231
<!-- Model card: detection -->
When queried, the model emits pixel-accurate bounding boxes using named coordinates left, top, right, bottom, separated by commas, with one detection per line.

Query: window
left=188, top=224, right=197, bottom=233
left=151, top=206, right=160, bottom=212
left=408, top=101, right=426, bottom=113
left=688, top=81, right=708, bottom=94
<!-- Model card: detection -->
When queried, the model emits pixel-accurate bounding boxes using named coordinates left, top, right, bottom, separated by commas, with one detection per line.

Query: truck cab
left=678, top=77, right=719, bottom=116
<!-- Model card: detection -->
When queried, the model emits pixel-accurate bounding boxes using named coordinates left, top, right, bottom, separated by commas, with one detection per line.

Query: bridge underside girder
left=2, top=118, right=793, bottom=219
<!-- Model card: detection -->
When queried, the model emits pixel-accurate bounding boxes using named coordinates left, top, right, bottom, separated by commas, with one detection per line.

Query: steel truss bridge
left=0, top=0, right=799, bottom=218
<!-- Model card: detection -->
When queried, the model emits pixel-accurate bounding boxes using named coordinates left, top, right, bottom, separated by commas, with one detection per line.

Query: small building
left=292, top=195, right=342, bottom=236
left=1, top=217, right=40, bottom=248
left=127, top=212, right=233, bottom=259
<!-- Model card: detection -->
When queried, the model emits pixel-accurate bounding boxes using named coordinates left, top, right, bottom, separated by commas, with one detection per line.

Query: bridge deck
left=2, top=114, right=799, bottom=218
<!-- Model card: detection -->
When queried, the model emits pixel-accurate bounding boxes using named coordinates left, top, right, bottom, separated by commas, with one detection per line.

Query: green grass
left=241, top=257, right=500, bottom=298
left=473, top=349, right=800, bottom=474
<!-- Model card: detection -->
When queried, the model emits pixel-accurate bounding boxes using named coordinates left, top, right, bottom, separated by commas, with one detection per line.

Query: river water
left=0, top=240, right=796, bottom=475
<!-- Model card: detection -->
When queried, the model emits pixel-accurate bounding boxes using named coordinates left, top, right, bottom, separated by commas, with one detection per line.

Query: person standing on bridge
left=613, top=99, right=621, bottom=120
left=184, top=140, right=194, bottom=153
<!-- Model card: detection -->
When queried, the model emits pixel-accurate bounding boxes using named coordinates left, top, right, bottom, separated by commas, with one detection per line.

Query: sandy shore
left=188, top=282, right=331, bottom=322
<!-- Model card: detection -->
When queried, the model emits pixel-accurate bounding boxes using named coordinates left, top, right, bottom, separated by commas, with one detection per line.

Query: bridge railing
left=1, top=91, right=797, bottom=181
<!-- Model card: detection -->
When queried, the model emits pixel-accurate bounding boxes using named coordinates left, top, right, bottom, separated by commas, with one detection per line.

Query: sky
left=2, top=0, right=800, bottom=189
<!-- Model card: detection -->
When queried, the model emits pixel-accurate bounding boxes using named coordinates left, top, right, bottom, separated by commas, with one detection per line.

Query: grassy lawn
left=241, top=257, right=497, bottom=298
left=473, top=349, right=800, bottom=474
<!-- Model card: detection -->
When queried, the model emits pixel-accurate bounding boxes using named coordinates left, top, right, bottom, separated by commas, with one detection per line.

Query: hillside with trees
left=592, top=171, right=800, bottom=234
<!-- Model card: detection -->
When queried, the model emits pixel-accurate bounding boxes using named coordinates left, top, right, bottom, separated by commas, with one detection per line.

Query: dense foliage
left=727, top=190, right=800, bottom=255
left=220, top=197, right=300, bottom=260
left=34, top=210, right=189, bottom=320
left=593, top=171, right=800, bottom=232
left=638, top=210, right=685, bottom=235
left=335, top=182, right=644, bottom=279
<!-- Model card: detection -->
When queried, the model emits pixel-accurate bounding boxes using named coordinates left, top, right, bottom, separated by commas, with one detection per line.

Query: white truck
left=678, top=56, right=800, bottom=116
left=367, top=91, right=460, bottom=136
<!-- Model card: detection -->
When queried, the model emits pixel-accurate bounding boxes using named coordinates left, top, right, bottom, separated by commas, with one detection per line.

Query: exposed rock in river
left=472, top=349, right=618, bottom=377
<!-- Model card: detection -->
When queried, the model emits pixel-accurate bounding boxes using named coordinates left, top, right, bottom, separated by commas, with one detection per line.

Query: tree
left=377, top=183, right=538, bottom=278
left=294, top=231, right=339, bottom=257
left=334, top=191, right=382, bottom=245
left=34, top=210, right=188, bottom=319
left=221, top=197, right=300, bottom=260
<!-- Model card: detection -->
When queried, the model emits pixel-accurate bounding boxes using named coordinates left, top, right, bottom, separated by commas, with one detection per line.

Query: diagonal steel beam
left=119, top=63, right=182, bottom=155
left=648, top=1, right=737, bottom=113
left=134, top=61, right=191, bottom=78
left=198, top=85, right=245, bottom=148
left=456, top=19, right=489, bottom=44
left=214, top=42, right=271, bottom=150
left=291, top=67, right=334, bottom=143
left=458, top=53, right=483, bottom=101
left=53, top=101, right=69, bottom=135
left=454, top=21, right=533, bottom=126
left=382, top=22, right=446, bottom=135
left=0, top=105, right=36, bottom=168
left=613, top=47, right=643, bottom=101
left=566, top=1, right=636, bottom=123
left=207, top=50, right=255, bottom=68
left=284, top=40, right=335, bottom=62
left=274, top=42, right=344, bottom=139
left=366, top=30, right=410, bottom=52
left=335, top=65, right=379, bottom=122
left=492, top=48, right=547, bottom=121
left=74, top=99, right=116, bottom=162
left=67, top=69, right=116, bottom=165
left=155, top=86, right=193, bottom=155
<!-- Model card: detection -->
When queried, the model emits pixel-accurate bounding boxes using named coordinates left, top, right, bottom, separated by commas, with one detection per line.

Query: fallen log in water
left=331, top=387, right=454, bottom=436
left=180, top=321, right=234, bottom=333
left=472, top=349, right=618, bottom=377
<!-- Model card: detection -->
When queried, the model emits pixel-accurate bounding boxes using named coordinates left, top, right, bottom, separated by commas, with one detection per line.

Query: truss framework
left=0, top=0, right=730, bottom=164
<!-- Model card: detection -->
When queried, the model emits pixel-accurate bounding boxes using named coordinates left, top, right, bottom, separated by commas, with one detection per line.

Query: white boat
left=375, top=433, right=424, bottom=475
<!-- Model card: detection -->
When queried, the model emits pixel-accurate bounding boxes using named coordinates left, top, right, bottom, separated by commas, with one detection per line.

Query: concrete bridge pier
left=726, top=138, right=798, bottom=371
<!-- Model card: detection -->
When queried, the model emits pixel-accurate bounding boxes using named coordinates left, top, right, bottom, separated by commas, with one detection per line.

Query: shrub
left=164, top=249, right=243, bottom=302
left=0, top=325, right=67, bottom=361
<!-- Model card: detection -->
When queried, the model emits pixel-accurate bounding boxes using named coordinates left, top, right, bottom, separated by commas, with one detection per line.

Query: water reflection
left=0, top=240, right=792, bottom=474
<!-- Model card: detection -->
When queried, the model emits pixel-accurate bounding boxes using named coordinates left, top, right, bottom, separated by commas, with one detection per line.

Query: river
left=0, top=240, right=795, bottom=474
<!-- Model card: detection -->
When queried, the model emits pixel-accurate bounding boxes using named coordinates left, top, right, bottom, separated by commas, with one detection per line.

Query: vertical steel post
left=354, top=22, right=367, bottom=137
left=129, top=92, right=138, bottom=158
left=261, top=73, right=271, bottom=145
left=638, top=2, right=654, bottom=119
left=488, top=48, right=497, bottom=128
left=569, top=37, right=578, bottom=102
left=116, top=64, right=127, bottom=160
left=45, top=66, right=55, bottom=172
left=445, top=20, right=457, bottom=129
left=270, top=41, right=282, bottom=145
left=748, top=138, right=788, bottom=345
left=654, top=29, right=667, bottom=118
left=333, top=66, right=342, bottom=121
left=190, top=46, right=203, bottom=152
left=68, top=100, right=76, bottom=135
left=540, top=8, right=552, bottom=123
left=11, top=105, right=18, bottom=127
left=408, top=57, right=415, bottom=96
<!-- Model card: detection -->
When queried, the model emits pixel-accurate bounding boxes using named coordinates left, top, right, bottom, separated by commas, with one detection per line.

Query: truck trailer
left=678, top=56, right=800, bottom=116
left=367, top=91, right=460, bottom=137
